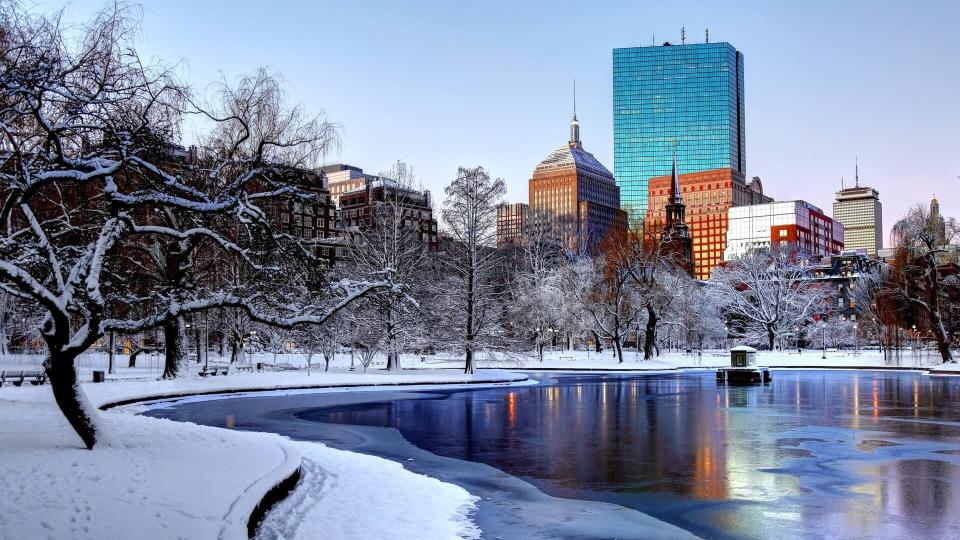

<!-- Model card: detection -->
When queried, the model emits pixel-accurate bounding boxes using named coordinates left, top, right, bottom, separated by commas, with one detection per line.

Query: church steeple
left=668, top=150, right=682, bottom=204
left=569, top=78, right=581, bottom=147
left=661, top=148, right=693, bottom=276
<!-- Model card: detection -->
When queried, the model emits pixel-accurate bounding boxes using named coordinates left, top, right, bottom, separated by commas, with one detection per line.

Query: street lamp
left=795, top=327, right=801, bottom=353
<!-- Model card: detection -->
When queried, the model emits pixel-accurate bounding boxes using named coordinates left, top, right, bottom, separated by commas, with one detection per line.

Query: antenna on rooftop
left=573, top=77, right=576, bottom=117
left=681, top=26, right=686, bottom=44
left=855, top=156, right=860, bottom=188
left=652, top=33, right=655, bottom=46
left=841, top=177, right=845, bottom=190
left=705, top=28, right=710, bottom=43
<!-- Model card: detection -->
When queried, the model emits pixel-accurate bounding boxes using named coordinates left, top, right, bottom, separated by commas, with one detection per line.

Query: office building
left=725, top=200, right=844, bottom=261
left=833, top=180, right=882, bottom=256
left=614, top=40, right=745, bottom=229
left=528, top=112, right=627, bottom=253
left=496, top=202, right=529, bottom=247
left=320, top=164, right=374, bottom=205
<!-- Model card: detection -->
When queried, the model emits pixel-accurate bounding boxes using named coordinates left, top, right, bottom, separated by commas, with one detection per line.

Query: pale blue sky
left=56, top=0, right=959, bottom=241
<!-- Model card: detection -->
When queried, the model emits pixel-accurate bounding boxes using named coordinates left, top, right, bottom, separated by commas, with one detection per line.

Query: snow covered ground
left=0, top=369, right=523, bottom=540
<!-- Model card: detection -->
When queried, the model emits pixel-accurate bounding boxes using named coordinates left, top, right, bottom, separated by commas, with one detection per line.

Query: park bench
left=559, top=356, right=573, bottom=361
left=198, top=364, right=230, bottom=377
left=0, top=369, right=47, bottom=386
left=234, top=364, right=254, bottom=373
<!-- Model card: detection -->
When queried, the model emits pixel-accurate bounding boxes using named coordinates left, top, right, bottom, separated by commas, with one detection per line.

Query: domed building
left=528, top=113, right=627, bottom=254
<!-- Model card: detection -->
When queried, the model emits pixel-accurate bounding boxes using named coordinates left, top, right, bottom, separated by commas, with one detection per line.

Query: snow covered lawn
left=0, top=385, right=298, bottom=539
left=0, top=370, right=523, bottom=540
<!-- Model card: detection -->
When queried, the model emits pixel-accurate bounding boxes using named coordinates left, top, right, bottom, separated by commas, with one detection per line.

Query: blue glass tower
left=613, top=42, right=745, bottom=228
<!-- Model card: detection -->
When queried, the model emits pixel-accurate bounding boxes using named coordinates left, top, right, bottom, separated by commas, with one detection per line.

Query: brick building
left=337, top=179, right=439, bottom=258
left=645, top=168, right=771, bottom=280
left=272, top=168, right=339, bottom=264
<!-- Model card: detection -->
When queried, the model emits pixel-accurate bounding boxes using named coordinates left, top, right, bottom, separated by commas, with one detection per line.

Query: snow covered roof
left=533, top=143, right=615, bottom=185
left=729, top=345, right=758, bottom=352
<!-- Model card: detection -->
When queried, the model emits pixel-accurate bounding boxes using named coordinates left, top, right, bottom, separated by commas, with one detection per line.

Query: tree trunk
left=194, top=329, right=202, bottom=364
left=613, top=339, right=624, bottom=364
left=162, top=317, right=188, bottom=378
left=592, top=330, right=603, bottom=353
left=384, top=342, right=401, bottom=372
left=464, top=347, right=475, bottom=374
left=923, top=261, right=954, bottom=363
left=107, top=331, right=115, bottom=374
left=46, top=352, right=101, bottom=450
left=643, top=304, right=658, bottom=360
left=767, top=326, right=776, bottom=352
left=129, top=346, right=149, bottom=368
left=324, top=354, right=331, bottom=372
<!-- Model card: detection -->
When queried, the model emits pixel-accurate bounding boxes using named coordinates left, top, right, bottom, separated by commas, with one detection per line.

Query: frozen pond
left=146, top=370, right=960, bottom=539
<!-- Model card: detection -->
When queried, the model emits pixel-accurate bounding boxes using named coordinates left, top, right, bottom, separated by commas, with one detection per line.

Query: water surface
left=146, top=370, right=960, bottom=539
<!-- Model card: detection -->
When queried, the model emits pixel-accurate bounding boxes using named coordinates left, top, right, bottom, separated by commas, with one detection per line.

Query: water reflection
left=294, top=371, right=960, bottom=539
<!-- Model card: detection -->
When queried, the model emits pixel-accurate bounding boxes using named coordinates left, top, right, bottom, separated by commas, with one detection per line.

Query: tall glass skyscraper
left=613, top=42, right=745, bottom=228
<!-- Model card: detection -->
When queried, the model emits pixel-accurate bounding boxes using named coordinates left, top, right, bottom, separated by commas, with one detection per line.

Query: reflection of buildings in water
left=304, top=371, right=960, bottom=539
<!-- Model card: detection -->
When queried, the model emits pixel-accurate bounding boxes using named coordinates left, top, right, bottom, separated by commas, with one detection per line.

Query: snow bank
left=256, top=441, right=479, bottom=540
left=0, top=385, right=298, bottom=540
left=85, top=369, right=527, bottom=409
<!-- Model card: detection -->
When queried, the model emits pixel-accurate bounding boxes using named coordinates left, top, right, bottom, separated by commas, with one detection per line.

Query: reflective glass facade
left=614, top=42, right=745, bottom=228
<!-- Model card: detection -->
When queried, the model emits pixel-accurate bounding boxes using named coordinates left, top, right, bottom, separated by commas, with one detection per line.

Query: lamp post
left=821, top=321, right=827, bottom=360
left=795, top=327, right=801, bottom=353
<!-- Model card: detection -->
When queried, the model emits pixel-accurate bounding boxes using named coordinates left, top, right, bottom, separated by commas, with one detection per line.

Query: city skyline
left=58, top=0, right=960, bottom=241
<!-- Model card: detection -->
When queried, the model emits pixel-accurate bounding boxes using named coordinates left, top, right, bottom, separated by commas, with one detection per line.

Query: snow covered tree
left=710, top=250, right=821, bottom=350
left=506, top=215, right=565, bottom=360
left=440, top=166, right=507, bottom=373
left=666, top=274, right=726, bottom=352
left=0, top=6, right=394, bottom=448
left=567, top=246, right=645, bottom=364
left=888, top=203, right=959, bottom=363
left=344, top=161, right=428, bottom=371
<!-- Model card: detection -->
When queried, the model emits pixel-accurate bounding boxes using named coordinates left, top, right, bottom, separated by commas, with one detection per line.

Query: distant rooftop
left=319, top=163, right=363, bottom=174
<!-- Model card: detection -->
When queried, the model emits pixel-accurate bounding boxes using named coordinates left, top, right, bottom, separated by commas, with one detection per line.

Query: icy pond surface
left=146, top=371, right=960, bottom=539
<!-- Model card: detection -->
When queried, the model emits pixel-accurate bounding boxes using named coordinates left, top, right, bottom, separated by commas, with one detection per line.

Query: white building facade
left=725, top=200, right=844, bottom=261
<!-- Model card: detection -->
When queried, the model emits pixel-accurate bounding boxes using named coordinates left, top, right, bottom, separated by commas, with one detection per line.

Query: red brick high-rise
left=645, top=168, right=771, bottom=280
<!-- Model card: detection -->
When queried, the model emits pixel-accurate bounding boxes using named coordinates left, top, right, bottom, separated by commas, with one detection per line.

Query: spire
left=569, top=78, right=580, bottom=147
left=669, top=148, right=682, bottom=203
left=855, top=156, right=859, bottom=188
left=573, top=77, right=576, bottom=119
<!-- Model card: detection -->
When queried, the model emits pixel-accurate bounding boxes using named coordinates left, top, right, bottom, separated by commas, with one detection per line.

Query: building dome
left=533, top=143, right=616, bottom=185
